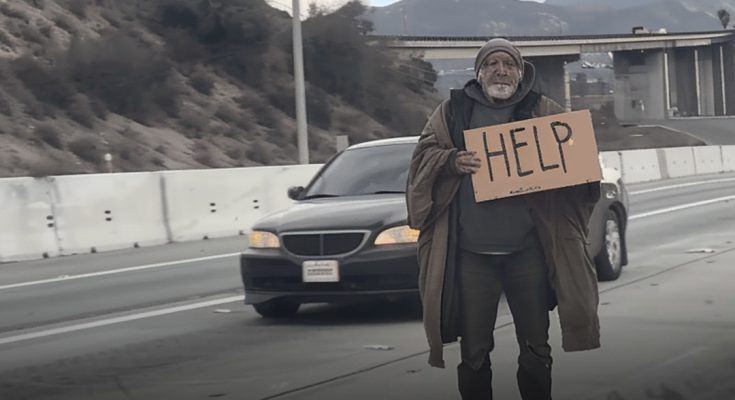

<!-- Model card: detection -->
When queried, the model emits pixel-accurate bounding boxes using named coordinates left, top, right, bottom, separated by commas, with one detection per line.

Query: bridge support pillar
left=719, top=44, right=735, bottom=116
left=527, top=55, right=577, bottom=111
left=612, top=49, right=666, bottom=121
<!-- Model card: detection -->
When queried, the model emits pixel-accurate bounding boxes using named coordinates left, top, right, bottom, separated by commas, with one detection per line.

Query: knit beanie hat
left=474, top=38, right=524, bottom=78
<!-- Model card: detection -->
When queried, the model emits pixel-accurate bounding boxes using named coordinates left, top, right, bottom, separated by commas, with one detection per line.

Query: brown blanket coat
left=407, top=97, right=601, bottom=368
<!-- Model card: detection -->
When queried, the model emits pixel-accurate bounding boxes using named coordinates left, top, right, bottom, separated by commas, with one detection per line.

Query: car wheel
left=253, top=300, right=300, bottom=318
left=595, top=209, right=623, bottom=281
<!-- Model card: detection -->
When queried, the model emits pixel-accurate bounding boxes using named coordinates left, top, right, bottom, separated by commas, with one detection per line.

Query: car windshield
left=303, top=143, right=415, bottom=198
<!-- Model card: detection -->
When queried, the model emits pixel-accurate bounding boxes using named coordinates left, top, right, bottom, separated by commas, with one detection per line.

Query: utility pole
left=292, top=0, right=309, bottom=164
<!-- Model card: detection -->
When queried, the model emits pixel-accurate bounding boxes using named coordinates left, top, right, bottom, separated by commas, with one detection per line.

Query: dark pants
left=457, top=242, right=552, bottom=400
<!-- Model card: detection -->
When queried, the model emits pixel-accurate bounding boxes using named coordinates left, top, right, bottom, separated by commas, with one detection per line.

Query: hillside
left=0, top=0, right=440, bottom=177
left=368, top=0, right=735, bottom=35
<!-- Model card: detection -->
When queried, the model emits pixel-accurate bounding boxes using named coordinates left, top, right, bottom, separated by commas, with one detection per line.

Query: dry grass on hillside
left=0, top=0, right=441, bottom=177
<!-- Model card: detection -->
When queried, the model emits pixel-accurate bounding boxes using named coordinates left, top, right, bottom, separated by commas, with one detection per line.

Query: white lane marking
left=630, top=178, right=735, bottom=195
left=0, top=253, right=241, bottom=291
left=3, top=184, right=732, bottom=291
left=630, top=195, right=735, bottom=220
left=1, top=196, right=732, bottom=345
left=0, top=295, right=244, bottom=346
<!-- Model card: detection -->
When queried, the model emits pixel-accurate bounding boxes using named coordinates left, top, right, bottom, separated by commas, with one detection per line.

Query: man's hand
left=454, top=150, right=482, bottom=175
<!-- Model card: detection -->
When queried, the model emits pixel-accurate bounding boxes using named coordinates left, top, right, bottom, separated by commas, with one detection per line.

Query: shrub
left=19, top=23, right=45, bottom=45
left=189, top=70, right=214, bottom=95
left=89, top=98, right=108, bottom=119
left=39, top=23, right=53, bottom=38
left=192, top=141, right=215, bottom=166
left=0, top=30, right=13, bottom=48
left=373, top=107, right=392, bottom=124
left=0, top=4, right=29, bottom=22
left=11, top=56, right=76, bottom=108
left=25, top=0, right=46, bottom=10
left=0, top=93, right=12, bottom=116
left=223, top=126, right=244, bottom=139
left=20, top=96, right=47, bottom=119
left=216, top=106, right=255, bottom=135
left=117, top=141, right=136, bottom=160
left=28, top=158, right=61, bottom=178
left=160, top=28, right=209, bottom=64
left=35, top=123, right=64, bottom=149
left=65, top=0, right=88, bottom=18
left=151, top=156, right=165, bottom=167
left=154, top=0, right=274, bottom=86
left=62, top=34, right=178, bottom=123
left=180, top=111, right=209, bottom=136
left=28, top=157, right=82, bottom=177
left=299, top=2, right=438, bottom=132
left=54, top=15, right=74, bottom=32
left=68, top=137, right=101, bottom=163
left=306, top=89, right=331, bottom=129
left=225, top=147, right=242, bottom=160
left=120, top=126, right=142, bottom=139
left=159, top=3, right=199, bottom=30
left=1, top=59, right=49, bottom=118
left=244, top=97, right=278, bottom=128
left=149, top=76, right=182, bottom=118
left=67, top=93, right=95, bottom=128
left=246, top=141, right=270, bottom=164
left=214, top=105, right=238, bottom=124
left=101, top=10, right=120, bottom=28
left=267, top=91, right=295, bottom=118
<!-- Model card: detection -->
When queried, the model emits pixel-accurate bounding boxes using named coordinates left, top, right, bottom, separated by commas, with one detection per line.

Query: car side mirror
left=287, top=186, right=304, bottom=200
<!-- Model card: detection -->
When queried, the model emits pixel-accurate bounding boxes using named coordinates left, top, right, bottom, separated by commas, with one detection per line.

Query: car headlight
left=249, top=230, right=280, bottom=249
left=374, top=225, right=420, bottom=245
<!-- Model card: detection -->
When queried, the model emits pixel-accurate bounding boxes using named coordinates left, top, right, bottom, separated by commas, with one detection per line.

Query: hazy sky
left=268, top=0, right=395, bottom=15
left=269, top=0, right=544, bottom=16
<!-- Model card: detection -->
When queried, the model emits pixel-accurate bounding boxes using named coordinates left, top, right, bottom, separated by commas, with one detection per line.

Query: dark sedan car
left=241, top=137, right=628, bottom=318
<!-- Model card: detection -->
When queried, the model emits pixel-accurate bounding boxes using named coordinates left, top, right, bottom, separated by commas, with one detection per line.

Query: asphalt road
left=640, top=118, right=735, bottom=145
left=1, top=173, right=734, bottom=400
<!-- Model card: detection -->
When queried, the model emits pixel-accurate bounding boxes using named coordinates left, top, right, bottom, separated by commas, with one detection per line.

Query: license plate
left=302, top=260, right=340, bottom=282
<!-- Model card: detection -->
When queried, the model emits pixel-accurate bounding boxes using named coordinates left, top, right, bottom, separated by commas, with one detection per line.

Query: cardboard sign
left=464, top=110, right=602, bottom=202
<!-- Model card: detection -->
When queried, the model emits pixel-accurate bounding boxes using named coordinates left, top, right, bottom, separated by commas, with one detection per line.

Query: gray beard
left=483, top=83, right=517, bottom=101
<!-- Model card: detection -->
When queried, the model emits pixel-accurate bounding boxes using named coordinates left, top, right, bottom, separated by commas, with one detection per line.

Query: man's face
left=478, top=51, right=522, bottom=101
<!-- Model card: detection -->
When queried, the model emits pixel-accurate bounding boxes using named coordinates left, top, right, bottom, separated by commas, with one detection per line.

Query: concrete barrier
left=263, top=164, right=323, bottom=213
left=51, top=173, right=168, bottom=255
left=162, top=165, right=322, bottom=242
left=693, top=147, right=724, bottom=174
left=0, top=178, right=59, bottom=262
left=3, top=145, right=734, bottom=263
left=662, top=147, right=696, bottom=178
left=721, top=145, right=735, bottom=172
left=620, top=149, right=661, bottom=183
left=600, top=151, right=622, bottom=173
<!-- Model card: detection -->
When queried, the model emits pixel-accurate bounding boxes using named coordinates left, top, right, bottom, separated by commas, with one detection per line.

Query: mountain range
left=367, top=0, right=735, bottom=36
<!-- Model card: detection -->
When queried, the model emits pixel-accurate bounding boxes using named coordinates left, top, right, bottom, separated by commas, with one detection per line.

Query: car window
left=304, top=143, right=415, bottom=197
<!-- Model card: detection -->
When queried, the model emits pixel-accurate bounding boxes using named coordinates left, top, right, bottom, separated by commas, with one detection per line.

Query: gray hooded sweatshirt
left=456, top=61, right=540, bottom=254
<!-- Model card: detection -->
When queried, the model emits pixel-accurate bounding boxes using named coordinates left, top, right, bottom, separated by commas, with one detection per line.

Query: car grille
left=282, top=232, right=366, bottom=256
left=248, top=276, right=417, bottom=291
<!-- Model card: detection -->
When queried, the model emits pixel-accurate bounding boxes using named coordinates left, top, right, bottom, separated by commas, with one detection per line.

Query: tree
left=717, top=8, right=730, bottom=29
left=307, top=2, right=325, bottom=19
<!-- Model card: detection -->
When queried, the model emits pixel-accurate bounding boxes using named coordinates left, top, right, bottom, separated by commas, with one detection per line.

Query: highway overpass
left=379, top=31, right=735, bottom=121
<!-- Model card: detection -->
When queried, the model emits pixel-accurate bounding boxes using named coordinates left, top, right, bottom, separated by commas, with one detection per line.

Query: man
left=406, top=38, right=601, bottom=400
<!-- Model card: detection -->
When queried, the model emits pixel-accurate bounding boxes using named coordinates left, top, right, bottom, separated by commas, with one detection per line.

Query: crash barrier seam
left=1, top=146, right=733, bottom=263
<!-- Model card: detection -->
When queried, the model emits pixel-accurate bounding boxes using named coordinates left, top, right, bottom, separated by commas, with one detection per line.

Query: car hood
left=253, top=194, right=408, bottom=233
